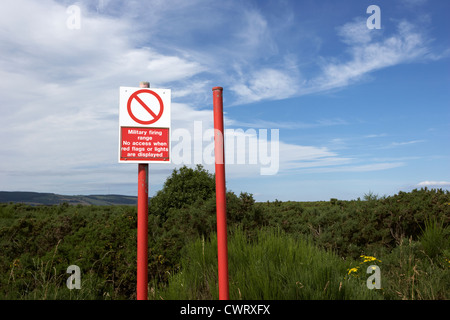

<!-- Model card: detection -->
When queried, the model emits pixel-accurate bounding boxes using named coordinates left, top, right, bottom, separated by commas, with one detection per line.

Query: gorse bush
left=149, top=165, right=215, bottom=219
left=259, top=188, right=450, bottom=258
left=0, top=204, right=139, bottom=299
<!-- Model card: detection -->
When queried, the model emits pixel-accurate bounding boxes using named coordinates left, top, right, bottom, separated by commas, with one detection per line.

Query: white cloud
left=337, top=18, right=377, bottom=45
left=417, top=181, right=450, bottom=188
left=230, top=68, right=301, bottom=104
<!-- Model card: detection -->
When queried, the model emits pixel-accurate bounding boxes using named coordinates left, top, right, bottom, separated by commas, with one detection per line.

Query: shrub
left=149, top=165, right=215, bottom=219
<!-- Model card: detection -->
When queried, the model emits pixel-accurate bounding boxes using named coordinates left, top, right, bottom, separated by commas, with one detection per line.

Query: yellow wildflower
left=360, top=255, right=381, bottom=263
left=347, top=267, right=359, bottom=275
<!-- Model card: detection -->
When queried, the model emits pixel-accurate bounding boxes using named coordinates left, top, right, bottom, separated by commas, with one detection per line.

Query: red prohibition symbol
left=127, top=89, right=164, bottom=125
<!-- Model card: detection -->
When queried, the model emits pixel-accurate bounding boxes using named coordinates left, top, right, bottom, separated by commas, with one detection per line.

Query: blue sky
left=0, top=0, right=449, bottom=201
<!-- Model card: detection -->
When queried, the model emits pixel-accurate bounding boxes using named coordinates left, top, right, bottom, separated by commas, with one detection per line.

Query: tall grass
left=151, top=227, right=383, bottom=300
left=2, top=240, right=119, bottom=300
left=378, top=219, right=450, bottom=300
left=420, top=217, right=449, bottom=260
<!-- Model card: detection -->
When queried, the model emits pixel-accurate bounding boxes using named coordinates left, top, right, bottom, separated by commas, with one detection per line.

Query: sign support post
left=137, top=81, right=149, bottom=300
left=212, top=86, right=229, bottom=300
left=119, top=81, right=170, bottom=300
left=137, top=163, right=148, bottom=300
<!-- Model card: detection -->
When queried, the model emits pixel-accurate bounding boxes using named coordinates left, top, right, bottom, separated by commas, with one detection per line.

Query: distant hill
left=0, top=191, right=139, bottom=206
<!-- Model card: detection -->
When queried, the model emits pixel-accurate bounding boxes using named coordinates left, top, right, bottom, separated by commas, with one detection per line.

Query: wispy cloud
left=230, top=66, right=301, bottom=105
left=310, top=20, right=432, bottom=93
left=229, top=15, right=442, bottom=104
left=300, top=162, right=406, bottom=174
left=228, top=118, right=348, bottom=130
left=364, top=133, right=388, bottom=138
left=383, top=140, right=425, bottom=148
left=400, top=0, right=428, bottom=8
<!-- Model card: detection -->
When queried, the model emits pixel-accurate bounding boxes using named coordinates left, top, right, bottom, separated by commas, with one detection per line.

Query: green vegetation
left=1, top=165, right=449, bottom=299
left=151, top=228, right=382, bottom=300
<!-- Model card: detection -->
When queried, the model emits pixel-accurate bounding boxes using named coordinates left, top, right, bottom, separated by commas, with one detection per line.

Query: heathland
left=0, top=165, right=449, bottom=299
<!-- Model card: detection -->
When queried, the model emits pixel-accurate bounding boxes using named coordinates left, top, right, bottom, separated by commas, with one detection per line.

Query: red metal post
left=212, top=86, right=229, bottom=300
left=137, top=81, right=150, bottom=300
left=137, top=165, right=148, bottom=300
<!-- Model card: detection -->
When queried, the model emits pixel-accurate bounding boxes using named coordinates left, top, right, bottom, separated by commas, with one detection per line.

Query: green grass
left=419, top=217, right=449, bottom=260
left=151, top=227, right=383, bottom=300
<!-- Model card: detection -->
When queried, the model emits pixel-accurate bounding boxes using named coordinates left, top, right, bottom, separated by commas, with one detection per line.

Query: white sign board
left=118, top=87, right=171, bottom=163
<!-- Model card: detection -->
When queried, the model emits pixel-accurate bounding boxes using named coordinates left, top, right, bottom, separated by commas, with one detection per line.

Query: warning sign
left=119, top=87, right=171, bottom=163
left=120, top=127, right=169, bottom=161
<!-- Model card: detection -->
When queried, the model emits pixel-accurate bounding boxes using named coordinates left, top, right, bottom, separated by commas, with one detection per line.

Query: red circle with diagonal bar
left=127, top=89, right=164, bottom=125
